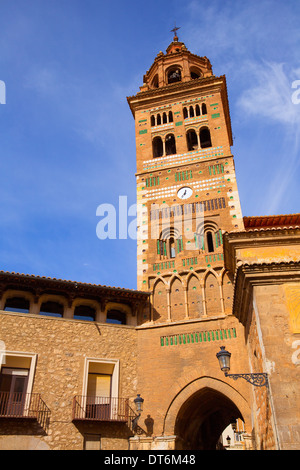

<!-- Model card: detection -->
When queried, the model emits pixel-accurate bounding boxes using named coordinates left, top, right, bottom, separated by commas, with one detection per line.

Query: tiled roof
left=243, top=214, right=300, bottom=230
left=0, top=270, right=150, bottom=297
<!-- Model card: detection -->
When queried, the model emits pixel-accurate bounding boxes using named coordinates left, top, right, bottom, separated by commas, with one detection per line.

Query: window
left=106, top=310, right=126, bottom=325
left=165, top=133, right=176, bottom=155
left=151, top=74, right=159, bottom=89
left=39, top=301, right=63, bottom=318
left=4, top=297, right=30, bottom=314
left=74, top=305, right=96, bottom=322
left=202, top=103, right=207, bottom=115
left=0, top=353, right=36, bottom=418
left=168, top=67, right=181, bottom=84
left=80, top=358, right=120, bottom=422
left=206, top=231, right=214, bottom=253
left=151, top=115, right=155, bottom=126
left=195, top=221, right=222, bottom=253
left=83, top=360, right=116, bottom=421
left=186, top=129, right=198, bottom=151
left=200, top=127, right=212, bottom=148
left=190, top=67, right=201, bottom=80
left=170, top=238, right=176, bottom=258
left=157, top=228, right=183, bottom=259
left=153, top=136, right=163, bottom=158
left=0, top=368, right=29, bottom=416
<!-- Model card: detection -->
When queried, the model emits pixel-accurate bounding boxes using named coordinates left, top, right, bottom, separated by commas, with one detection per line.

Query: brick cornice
left=127, top=75, right=226, bottom=114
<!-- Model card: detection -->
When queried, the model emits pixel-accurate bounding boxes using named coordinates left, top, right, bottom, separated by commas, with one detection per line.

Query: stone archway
left=163, top=377, right=252, bottom=450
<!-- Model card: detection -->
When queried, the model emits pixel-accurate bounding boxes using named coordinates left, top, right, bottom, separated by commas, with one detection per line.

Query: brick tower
left=127, top=32, right=244, bottom=324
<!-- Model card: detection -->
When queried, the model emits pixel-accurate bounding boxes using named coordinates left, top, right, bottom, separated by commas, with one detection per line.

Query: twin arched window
left=186, top=127, right=212, bottom=151
left=153, top=133, right=177, bottom=158
left=153, top=126, right=212, bottom=158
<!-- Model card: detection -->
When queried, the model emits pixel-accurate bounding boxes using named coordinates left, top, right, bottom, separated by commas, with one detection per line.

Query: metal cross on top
left=171, top=24, right=180, bottom=40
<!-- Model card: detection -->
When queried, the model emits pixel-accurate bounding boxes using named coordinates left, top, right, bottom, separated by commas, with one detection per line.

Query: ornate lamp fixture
left=132, top=394, right=144, bottom=432
left=216, top=346, right=269, bottom=388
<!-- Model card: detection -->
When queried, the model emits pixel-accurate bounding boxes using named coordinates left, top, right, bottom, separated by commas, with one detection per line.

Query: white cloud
left=238, top=61, right=300, bottom=128
left=237, top=60, right=300, bottom=214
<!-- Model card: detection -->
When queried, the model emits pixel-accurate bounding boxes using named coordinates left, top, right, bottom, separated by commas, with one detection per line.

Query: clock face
left=177, top=187, right=193, bottom=200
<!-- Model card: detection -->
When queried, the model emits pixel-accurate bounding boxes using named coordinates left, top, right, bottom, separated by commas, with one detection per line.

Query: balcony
left=0, top=392, right=50, bottom=425
left=72, top=396, right=134, bottom=423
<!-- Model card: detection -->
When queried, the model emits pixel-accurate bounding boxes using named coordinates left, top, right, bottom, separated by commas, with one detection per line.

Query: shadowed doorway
left=174, top=387, right=244, bottom=450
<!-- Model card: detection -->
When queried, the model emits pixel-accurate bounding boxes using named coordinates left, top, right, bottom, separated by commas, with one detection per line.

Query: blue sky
left=0, top=0, right=299, bottom=289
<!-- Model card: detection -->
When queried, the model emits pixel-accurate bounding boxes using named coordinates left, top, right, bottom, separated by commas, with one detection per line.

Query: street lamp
left=134, top=394, right=144, bottom=413
left=132, top=394, right=144, bottom=432
left=216, top=346, right=269, bottom=388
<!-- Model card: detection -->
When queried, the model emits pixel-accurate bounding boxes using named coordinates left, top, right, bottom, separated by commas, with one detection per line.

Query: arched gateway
left=163, top=377, right=251, bottom=450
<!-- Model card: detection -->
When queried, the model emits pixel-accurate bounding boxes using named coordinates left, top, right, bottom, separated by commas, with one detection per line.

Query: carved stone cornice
left=232, top=260, right=300, bottom=326
left=223, top=227, right=300, bottom=275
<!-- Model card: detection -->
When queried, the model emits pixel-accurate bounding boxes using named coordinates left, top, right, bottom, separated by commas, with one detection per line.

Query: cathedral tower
left=127, top=33, right=243, bottom=324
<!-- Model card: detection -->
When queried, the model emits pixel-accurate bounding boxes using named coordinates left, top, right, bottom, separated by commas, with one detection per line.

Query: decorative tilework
left=161, top=327, right=237, bottom=346
left=142, top=146, right=224, bottom=171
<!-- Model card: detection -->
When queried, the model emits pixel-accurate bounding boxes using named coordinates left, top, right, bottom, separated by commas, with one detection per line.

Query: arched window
left=167, top=67, right=181, bottom=84
left=195, top=104, right=200, bottom=116
left=189, top=106, right=194, bottom=118
left=151, top=74, right=159, bottom=88
left=169, top=238, right=176, bottom=258
left=151, top=115, right=155, bottom=127
left=206, top=231, right=214, bottom=252
left=106, top=310, right=126, bottom=325
left=4, top=297, right=30, bottom=313
left=74, top=305, right=96, bottom=322
left=186, top=129, right=198, bottom=151
left=190, top=67, right=201, bottom=80
left=165, top=134, right=176, bottom=155
left=195, top=221, right=223, bottom=253
left=40, top=301, right=63, bottom=318
left=168, top=111, right=173, bottom=122
left=163, top=112, right=167, bottom=124
left=157, top=114, right=161, bottom=125
left=200, top=127, right=212, bottom=148
left=153, top=136, right=163, bottom=158
left=202, top=103, right=207, bottom=115
left=157, top=227, right=183, bottom=259
left=183, top=107, right=188, bottom=119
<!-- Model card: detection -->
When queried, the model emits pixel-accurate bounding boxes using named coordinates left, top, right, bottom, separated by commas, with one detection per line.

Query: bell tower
left=127, top=33, right=244, bottom=323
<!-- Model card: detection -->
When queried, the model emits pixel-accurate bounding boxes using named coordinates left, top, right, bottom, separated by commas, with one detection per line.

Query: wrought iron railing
left=0, top=392, right=50, bottom=424
left=72, top=396, right=134, bottom=423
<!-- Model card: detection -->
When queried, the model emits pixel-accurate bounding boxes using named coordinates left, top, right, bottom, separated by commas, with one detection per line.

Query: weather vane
left=171, top=23, right=180, bottom=40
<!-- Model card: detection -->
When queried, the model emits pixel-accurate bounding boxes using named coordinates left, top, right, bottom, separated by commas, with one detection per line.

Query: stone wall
left=0, top=311, right=138, bottom=450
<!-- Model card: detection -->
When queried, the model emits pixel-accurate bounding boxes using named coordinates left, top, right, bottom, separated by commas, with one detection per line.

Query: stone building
left=0, top=34, right=299, bottom=450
